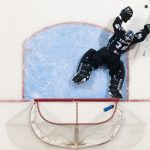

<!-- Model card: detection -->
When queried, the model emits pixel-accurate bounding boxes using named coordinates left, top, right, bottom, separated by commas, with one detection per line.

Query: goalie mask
left=124, top=30, right=134, bottom=41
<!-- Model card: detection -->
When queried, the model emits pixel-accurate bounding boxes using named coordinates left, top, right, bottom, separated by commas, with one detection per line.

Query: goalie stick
left=143, top=34, right=150, bottom=56
left=141, top=10, right=150, bottom=56
left=143, top=4, right=150, bottom=56
left=133, top=9, right=150, bottom=58
left=143, top=21, right=150, bottom=56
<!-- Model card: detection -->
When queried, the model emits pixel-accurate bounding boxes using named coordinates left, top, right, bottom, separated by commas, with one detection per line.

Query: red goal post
left=30, top=98, right=122, bottom=148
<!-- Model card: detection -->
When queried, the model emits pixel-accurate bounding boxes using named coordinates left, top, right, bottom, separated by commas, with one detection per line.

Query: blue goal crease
left=23, top=23, right=128, bottom=100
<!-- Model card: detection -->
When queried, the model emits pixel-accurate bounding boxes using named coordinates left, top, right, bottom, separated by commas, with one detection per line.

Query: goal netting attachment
left=30, top=98, right=122, bottom=149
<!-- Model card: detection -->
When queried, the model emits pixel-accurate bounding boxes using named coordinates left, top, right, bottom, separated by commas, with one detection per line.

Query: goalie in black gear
left=72, top=6, right=150, bottom=98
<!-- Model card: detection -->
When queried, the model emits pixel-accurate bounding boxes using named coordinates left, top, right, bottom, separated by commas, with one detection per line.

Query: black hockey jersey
left=107, top=16, right=148, bottom=56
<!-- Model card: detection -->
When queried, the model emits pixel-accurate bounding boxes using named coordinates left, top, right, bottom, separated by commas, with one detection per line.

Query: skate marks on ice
left=23, top=23, right=128, bottom=100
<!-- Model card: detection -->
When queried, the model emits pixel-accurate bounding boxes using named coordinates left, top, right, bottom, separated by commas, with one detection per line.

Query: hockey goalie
left=72, top=6, right=150, bottom=98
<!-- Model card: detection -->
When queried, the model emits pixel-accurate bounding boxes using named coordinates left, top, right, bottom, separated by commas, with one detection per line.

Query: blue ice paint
left=23, top=23, right=127, bottom=100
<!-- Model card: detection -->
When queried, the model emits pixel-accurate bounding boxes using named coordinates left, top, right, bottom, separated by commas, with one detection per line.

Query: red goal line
left=34, top=98, right=150, bottom=103
left=0, top=98, right=150, bottom=103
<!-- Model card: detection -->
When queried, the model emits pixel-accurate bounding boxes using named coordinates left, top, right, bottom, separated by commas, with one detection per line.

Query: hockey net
left=30, top=98, right=122, bottom=149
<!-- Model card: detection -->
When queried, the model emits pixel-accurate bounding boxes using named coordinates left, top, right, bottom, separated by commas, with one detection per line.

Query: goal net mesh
left=30, top=99, right=122, bottom=148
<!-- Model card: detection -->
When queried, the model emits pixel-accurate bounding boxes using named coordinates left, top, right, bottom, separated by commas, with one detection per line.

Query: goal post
left=30, top=98, right=122, bottom=149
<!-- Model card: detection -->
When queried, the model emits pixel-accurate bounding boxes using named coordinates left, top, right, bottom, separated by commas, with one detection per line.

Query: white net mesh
left=30, top=99, right=122, bottom=149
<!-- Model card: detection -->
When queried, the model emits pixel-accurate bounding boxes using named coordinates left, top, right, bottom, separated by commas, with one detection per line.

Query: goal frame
left=30, top=98, right=122, bottom=149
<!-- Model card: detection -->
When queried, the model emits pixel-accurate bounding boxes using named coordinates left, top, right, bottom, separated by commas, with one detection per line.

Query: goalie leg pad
left=73, top=48, right=107, bottom=84
left=108, top=61, right=125, bottom=98
left=73, top=48, right=100, bottom=84
left=77, top=48, right=101, bottom=70
left=73, top=63, right=93, bottom=84
left=79, top=48, right=97, bottom=64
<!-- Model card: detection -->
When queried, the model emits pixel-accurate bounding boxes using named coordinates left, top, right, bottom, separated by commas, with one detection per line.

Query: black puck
left=145, top=5, right=148, bottom=8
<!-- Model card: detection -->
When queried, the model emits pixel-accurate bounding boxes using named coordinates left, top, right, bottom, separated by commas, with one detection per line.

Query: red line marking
left=35, top=98, right=119, bottom=102
left=0, top=99, right=150, bottom=103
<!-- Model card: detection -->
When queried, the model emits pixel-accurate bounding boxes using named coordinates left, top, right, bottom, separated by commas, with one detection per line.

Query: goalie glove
left=144, top=24, right=150, bottom=34
left=120, top=6, right=133, bottom=23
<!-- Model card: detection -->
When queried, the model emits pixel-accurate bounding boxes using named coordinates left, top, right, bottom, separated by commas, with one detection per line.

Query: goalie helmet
left=124, top=30, right=134, bottom=41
